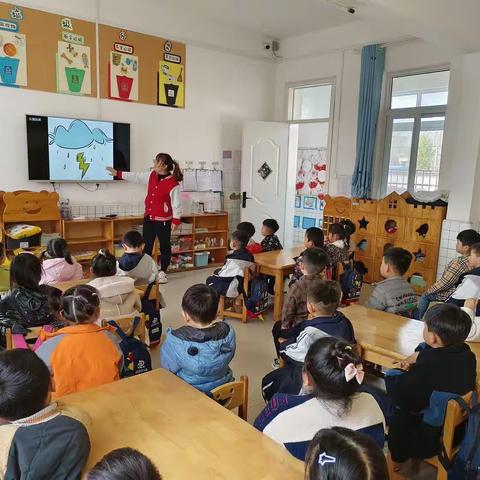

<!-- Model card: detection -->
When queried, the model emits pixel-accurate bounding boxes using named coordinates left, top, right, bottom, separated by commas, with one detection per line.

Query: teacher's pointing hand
left=106, top=166, right=117, bottom=177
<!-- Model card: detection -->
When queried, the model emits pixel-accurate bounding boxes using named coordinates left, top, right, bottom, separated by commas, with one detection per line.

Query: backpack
left=339, top=260, right=365, bottom=304
left=108, top=317, right=152, bottom=378
left=443, top=392, right=480, bottom=479
left=141, top=282, right=162, bottom=347
left=245, top=274, right=269, bottom=317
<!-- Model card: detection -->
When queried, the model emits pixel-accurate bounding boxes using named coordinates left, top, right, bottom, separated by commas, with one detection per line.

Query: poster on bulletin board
left=158, top=39, right=185, bottom=108
left=0, top=29, right=27, bottom=87
left=109, top=51, right=138, bottom=101
left=0, top=2, right=97, bottom=96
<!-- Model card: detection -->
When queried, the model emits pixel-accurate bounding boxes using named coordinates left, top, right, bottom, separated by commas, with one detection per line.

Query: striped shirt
left=427, top=256, right=470, bottom=301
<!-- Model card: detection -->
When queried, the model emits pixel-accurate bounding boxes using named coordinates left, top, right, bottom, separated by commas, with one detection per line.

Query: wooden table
left=254, top=246, right=304, bottom=321
left=61, top=369, right=304, bottom=479
left=343, top=304, right=480, bottom=374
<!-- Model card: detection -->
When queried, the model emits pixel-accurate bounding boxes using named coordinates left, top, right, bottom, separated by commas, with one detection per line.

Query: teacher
left=107, top=153, right=183, bottom=284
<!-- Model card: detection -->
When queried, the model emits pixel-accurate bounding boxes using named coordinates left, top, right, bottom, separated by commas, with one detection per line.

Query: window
left=382, top=69, right=449, bottom=194
left=288, top=80, right=335, bottom=243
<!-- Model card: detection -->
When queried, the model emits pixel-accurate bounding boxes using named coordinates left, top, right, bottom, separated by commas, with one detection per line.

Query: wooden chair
left=210, top=375, right=249, bottom=421
left=5, top=325, right=48, bottom=350
left=102, top=313, right=146, bottom=343
left=218, top=267, right=253, bottom=323
left=387, top=391, right=473, bottom=480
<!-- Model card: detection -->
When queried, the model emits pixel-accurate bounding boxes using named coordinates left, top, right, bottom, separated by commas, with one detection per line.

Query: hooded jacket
left=36, top=323, right=124, bottom=397
left=117, top=252, right=158, bottom=285
left=88, top=276, right=141, bottom=321
left=160, top=322, right=236, bottom=392
left=40, top=257, right=83, bottom=285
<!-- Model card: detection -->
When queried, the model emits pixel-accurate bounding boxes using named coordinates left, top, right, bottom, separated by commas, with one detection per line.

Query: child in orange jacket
left=36, top=284, right=123, bottom=397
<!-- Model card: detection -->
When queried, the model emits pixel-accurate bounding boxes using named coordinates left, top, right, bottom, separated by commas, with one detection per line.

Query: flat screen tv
left=26, top=115, right=130, bottom=182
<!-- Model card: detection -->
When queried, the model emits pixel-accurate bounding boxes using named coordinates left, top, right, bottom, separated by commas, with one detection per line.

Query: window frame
left=381, top=66, right=450, bottom=195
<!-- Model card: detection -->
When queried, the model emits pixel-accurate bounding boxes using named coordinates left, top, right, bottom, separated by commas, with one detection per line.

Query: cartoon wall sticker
left=57, top=41, right=91, bottom=95
left=0, top=30, right=26, bottom=87
left=109, top=51, right=138, bottom=101
left=158, top=39, right=185, bottom=108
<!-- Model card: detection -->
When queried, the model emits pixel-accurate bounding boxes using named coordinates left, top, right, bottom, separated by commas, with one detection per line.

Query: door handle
left=242, top=192, right=252, bottom=208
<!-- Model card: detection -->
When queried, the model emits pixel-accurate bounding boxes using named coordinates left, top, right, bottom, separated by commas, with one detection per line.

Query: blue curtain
left=351, top=44, right=385, bottom=198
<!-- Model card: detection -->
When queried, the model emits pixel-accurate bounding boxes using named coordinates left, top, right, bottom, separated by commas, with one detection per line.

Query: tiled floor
left=155, top=268, right=435, bottom=480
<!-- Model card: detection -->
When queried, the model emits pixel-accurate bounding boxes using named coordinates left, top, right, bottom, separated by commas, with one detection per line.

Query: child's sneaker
left=157, top=271, right=168, bottom=284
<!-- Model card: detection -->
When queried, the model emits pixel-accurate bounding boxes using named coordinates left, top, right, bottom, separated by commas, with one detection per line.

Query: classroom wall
left=0, top=0, right=275, bottom=205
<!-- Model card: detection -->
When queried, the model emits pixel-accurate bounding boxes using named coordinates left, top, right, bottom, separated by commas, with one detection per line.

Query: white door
left=241, top=121, right=298, bottom=248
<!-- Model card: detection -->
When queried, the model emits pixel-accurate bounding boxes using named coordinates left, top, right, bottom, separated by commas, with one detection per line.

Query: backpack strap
left=130, top=316, right=141, bottom=338
left=143, top=282, right=155, bottom=301
left=107, top=320, right=128, bottom=341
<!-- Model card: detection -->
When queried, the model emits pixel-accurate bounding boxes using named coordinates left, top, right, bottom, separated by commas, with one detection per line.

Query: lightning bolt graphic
left=76, top=152, right=90, bottom=179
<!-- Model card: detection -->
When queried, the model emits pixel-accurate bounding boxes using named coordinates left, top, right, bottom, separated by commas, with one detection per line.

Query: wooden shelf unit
left=62, top=212, right=229, bottom=273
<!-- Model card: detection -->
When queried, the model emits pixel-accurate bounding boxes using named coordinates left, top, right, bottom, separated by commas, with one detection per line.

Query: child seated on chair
left=206, top=230, right=255, bottom=298
left=0, top=253, right=62, bottom=341
left=87, top=448, right=162, bottom=480
left=325, top=220, right=355, bottom=266
left=160, top=284, right=236, bottom=393
left=117, top=230, right=159, bottom=286
left=271, top=248, right=329, bottom=368
left=254, top=337, right=385, bottom=461
left=262, top=279, right=356, bottom=401
left=417, top=229, right=480, bottom=318
left=386, top=303, right=476, bottom=468
left=365, top=247, right=417, bottom=315
left=36, top=285, right=123, bottom=397
left=261, top=219, right=283, bottom=252
left=88, top=249, right=141, bottom=322
left=290, top=227, right=330, bottom=286
left=237, top=221, right=263, bottom=254
left=447, top=242, right=480, bottom=316
left=40, top=237, right=83, bottom=285
left=0, top=349, right=91, bottom=479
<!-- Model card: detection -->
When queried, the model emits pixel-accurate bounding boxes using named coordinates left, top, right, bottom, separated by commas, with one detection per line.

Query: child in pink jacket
left=40, top=238, right=83, bottom=285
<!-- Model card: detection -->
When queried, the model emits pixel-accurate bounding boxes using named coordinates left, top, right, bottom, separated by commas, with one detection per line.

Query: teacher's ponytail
left=155, top=153, right=183, bottom=182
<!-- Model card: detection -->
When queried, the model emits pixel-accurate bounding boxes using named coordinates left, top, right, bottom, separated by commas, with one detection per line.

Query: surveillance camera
left=264, top=42, right=272, bottom=51
left=347, top=7, right=355, bottom=14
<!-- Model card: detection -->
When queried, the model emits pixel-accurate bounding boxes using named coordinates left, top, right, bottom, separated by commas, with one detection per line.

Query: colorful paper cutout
left=57, top=41, right=91, bottom=95
left=109, top=51, right=138, bottom=101
left=158, top=60, right=184, bottom=108
left=0, top=30, right=27, bottom=87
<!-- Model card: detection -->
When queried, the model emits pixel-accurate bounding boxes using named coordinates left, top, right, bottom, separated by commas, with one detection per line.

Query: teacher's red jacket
left=117, top=170, right=182, bottom=225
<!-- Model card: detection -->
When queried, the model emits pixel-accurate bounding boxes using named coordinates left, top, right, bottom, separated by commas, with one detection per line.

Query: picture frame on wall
left=303, top=196, right=317, bottom=210
left=302, top=217, right=316, bottom=229
left=295, top=195, right=302, bottom=208
left=294, top=215, right=300, bottom=228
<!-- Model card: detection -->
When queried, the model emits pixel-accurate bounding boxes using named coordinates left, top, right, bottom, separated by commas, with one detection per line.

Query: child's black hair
left=123, top=230, right=145, bottom=249
left=304, top=337, right=362, bottom=415
left=87, top=447, right=162, bottom=480
left=62, top=284, right=100, bottom=324
left=305, top=427, right=388, bottom=480
left=237, top=222, right=256, bottom=240
left=328, top=220, right=355, bottom=248
left=231, top=230, right=249, bottom=250
left=43, top=237, right=73, bottom=265
left=470, top=242, right=480, bottom=256
left=302, top=247, right=329, bottom=276
left=91, top=249, right=117, bottom=277
left=0, top=349, right=50, bottom=421
left=307, top=279, right=341, bottom=316
left=424, top=303, right=472, bottom=346
left=10, top=253, right=42, bottom=291
left=305, top=227, right=324, bottom=247
left=182, top=284, right=219, bottom=326
left=383, top=247, right=412, bottom=276
left=457, top=229, right=480, bottom=248
left=263, top=218, right=279, bottom=234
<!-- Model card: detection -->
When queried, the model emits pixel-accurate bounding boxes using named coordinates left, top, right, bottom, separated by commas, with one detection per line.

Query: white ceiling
left=173, top=0, right=359, bottom=39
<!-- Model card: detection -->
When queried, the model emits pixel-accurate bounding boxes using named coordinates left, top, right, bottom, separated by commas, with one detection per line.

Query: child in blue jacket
left=160, top=284, right=236, bottom=392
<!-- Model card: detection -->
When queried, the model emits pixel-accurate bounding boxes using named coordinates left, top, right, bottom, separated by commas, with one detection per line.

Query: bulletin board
left=99, top=24, right=186, bottom=107
left=0, top=2, right=97, bottom=95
